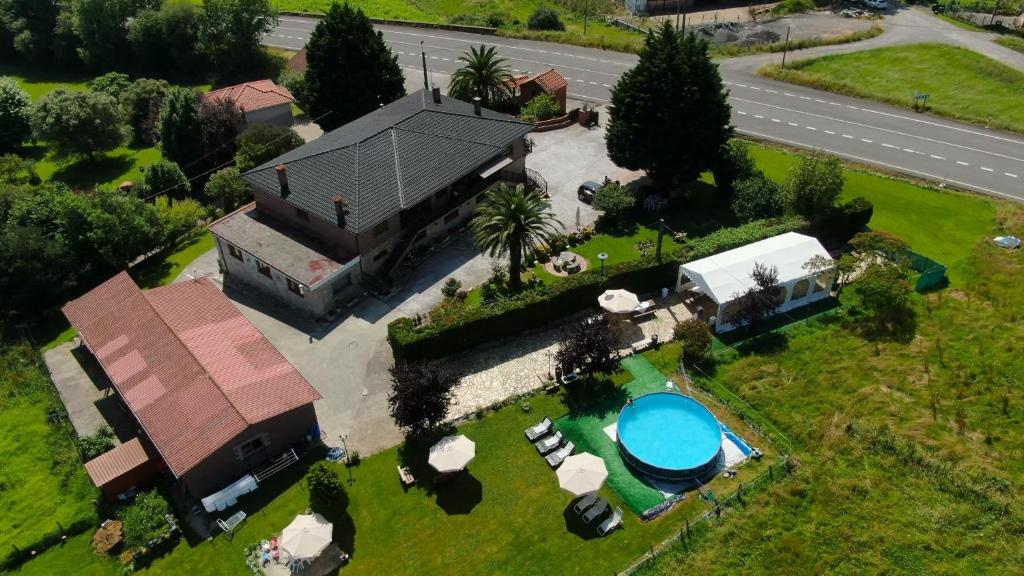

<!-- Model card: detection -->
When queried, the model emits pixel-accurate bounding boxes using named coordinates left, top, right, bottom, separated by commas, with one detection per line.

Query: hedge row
left=388, top=216, right=808, bottom=360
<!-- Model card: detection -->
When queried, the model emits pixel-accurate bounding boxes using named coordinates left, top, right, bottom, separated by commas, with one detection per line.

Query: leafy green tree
left=448, top=45, right=513, bottom=107
left=128, top=3, right=204, bottom=75
left=470, top=184, right=562, bottom=291
left=199, top=0, right=276, bottom=75
left=606, top=23, right=732, bottom=185
left=727, top=262, right=783, bottom=330
left=71, top=0, right=156, bottom=67
left=0, top=153, right=36, bottom=186
left=142, top=159, right=190, bottom=199
left=197, top=96, right=244, bottom=171
left=731, top=173, right=784, bottom=222
left=0, top=77, right=32, bottom=152
left=591, top=180, right=635, bottom=227
left=122, top=78, right=169, bottom=146
left=712, top=139, right=757, bottom=195
left=387, top=360, right=458, bottom=434
left=304, top=2, right=405, bottom=132
left=277, top=69, right=309, bottom=111
left=673, top=318, right=712, bottom=366
left=856, top=261, right=912, bottom=324
left=158, top=87, right=201, bottom=167
left=154, top=196, right=204, bottom=245
left=556, top=315, right=620, bottom=382
left=204, top=167, right=250, bottom=212
left=527, top=7, right=565, bottom=30
left=88, top=72, right=131, bottom=99
left=0, top=224, right=76, bottom=317
left=785, top=152, right=844, bottom=219
left=119, top=490, right=170, bottom=548
left=31, top=88, right=126, bottom=159
left=87, top=186, right=163, bottom=266
left=235, top=124, right=304, bottom=172
left=0, top=0, right=67, bottom=63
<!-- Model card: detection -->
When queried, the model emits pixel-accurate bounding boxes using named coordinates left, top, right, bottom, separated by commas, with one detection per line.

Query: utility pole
left=421, top=41, right=429, bottom=90
left=781, top=26, right=791, bottom=69
left=990, top=0, right=1002, bottom=25
left=656, top=219, right=666, bottom=262
left=676, top=0, right=681, bottom=29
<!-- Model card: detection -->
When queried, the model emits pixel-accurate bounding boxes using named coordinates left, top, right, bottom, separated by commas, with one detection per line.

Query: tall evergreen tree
left=605, top=22, right=732, bottom=186
left=304, top=2, right=405, bottom=132
left=158, top=87, right=202, bottom=169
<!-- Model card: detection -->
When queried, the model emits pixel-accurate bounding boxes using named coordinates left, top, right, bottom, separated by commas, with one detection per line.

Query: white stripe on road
left=957, top=161, right=970, bottom=166
left=981, top=166, right=994, bottom=172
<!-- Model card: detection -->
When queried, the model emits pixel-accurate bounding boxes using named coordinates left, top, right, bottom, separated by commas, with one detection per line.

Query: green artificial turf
left=760, top=43, right=1024, bottom=134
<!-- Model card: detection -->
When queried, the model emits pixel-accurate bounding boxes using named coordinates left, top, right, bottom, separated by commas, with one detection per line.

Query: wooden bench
left=397, top=466, right=415, bottom=487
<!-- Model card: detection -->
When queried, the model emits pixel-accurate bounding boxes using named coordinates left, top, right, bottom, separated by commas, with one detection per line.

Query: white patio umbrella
left=557, top=453, right=608, bottom=496
left=428, top=435, right=476, bottom=473
left=598, top=289, right=640, bottom=314
left=281, top=513, right=333, bottom=561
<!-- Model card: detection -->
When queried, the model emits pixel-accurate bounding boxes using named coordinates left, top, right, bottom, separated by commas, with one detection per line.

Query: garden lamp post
left=598, top=252, right=608, bottom=276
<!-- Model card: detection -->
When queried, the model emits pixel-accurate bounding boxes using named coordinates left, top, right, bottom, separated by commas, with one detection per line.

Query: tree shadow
left=395, top=425, right=457, bottom=494
left=561, top=501, right=601, bottom=541
left=312, top=488, right=356, bottom=558
left=734, top=331, right=789, bottom=357
left=51, top=154, right=137, bottom=190
left=434, top=472, right=483, bottom=516
left=561, top=378, right=630, bottom=420
left=857, top=306, right=918, bottom=344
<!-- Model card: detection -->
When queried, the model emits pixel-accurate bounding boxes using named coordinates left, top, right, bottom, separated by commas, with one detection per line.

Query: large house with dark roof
left=62, top=272, right=321, bottom=497
left=209, top=88, right=534, bottom=318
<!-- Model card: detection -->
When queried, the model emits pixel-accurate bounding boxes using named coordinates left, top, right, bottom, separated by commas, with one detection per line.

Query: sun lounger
left=546, top=441, right=575, bottom=468
left=535, top=431, right=563, bottom=454
left=524, top=417, right=553, bottom=441
left=597, top=507, right=624, bottom=536
left=582, top=498, right=610, bottom=524
left=573, top=493, right=599, bottom=514
left=216, top=510, right=247, bottom=533
left=397, top=465, right=415, bottom=487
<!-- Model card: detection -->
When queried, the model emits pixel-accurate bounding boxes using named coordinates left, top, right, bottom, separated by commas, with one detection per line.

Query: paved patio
left=44, top=342, right=108, bottom=438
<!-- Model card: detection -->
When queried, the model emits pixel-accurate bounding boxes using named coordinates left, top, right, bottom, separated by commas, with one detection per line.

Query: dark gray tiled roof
left=243, top=90, right=532, bottom=233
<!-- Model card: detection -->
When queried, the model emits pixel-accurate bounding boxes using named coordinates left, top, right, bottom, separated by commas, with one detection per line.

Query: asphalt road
left=267, top=16, right=1024, bottom=201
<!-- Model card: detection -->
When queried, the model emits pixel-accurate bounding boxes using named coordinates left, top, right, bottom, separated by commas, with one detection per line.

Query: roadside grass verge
left=712, top=24, right=882, bottom=58
left=759, top=43, right=1024, bottom=133
left=995, top=35, right=1024, bottom=54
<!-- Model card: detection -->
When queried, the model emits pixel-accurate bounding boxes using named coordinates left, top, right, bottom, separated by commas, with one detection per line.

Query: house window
left=227, top=243, right=243, bottom=261
left=257, top=260, right=272, bottom=278
left=791, top=279, right=810, bottom=301
left=373, top=249, right=389, bottom=262
left=444, top=209, right=459, bottom=224
left=373, top=220, right=390, bottom=237
left=287, top=277, right=304, bottom=297
left=238, top=436, right=266, bottom=459
left=295, top=207, right=309, bottom=221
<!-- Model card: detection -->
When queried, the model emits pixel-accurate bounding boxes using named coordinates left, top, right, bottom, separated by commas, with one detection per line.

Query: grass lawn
left=19, top=348, right=781, bottom=576
left=759, top=43, right=1024, bottom=134
left=995, top=35, right=1024, bottom=54
left=0, top=344, right=98, bottom=566
left=747, top=144, right=996, bottom=284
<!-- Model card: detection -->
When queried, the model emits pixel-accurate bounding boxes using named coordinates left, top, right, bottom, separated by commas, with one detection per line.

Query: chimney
left=333, top=194, right=348, bottom=227
left=472, top=96, right=482, bottom=116
left=431, top=86, right=442, bottom=104
left=276, top=164, right=290, bottom=198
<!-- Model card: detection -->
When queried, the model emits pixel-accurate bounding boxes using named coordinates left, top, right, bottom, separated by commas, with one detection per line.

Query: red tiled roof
left=63, top=273, right=320, bottom=478
left=287, top=48, right=308, bottom=73
left=84, top=438, right=150, bottom=487
left=204, top=79, right=295, bottom=113
left=520, top=69, right=567, bottom=93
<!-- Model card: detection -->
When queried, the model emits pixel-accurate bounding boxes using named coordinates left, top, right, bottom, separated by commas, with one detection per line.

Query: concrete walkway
left=43, top=342, right=108, bottom=438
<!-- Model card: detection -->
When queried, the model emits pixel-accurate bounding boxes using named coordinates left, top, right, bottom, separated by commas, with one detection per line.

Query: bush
left=388, top=360, right=458, bottom=433
left=785, top=152, right=844, bottom=220
left=449, top=11, right=510, bottom=27
left=155, top=197, right=205, bottom=245
left=712, top=139, right=758, bottom=195
left=773, top=0, right=817, bottom=14
left=121, top=79, right=170, bottom=147
left=528, top=7, right=565, bottom=31
left=142, top=160, right=190, bottom=199
left=88, top=72, right=132, bottom=99
left=306, top=461, right=344, bottom=497
left=235, top=123, right=305, bottom=172
left=0, top=78, right=32, bottom=153
left=277, top=69, right=308, bottom=112
left=520, top=93, right=562, bottom=122
left=119, top=491, right=171, bottom=549
left=204, top=167, right=250, bottom=212
left=592, top=181, right=636, bottom=227
left=731, top=173, right=784, bottom=222
left=809, top=196, right=873, bottom=248
left=674, top=318, right=712, bottom=365
left=78, top=426, right=115, bottom=460
left=441, top=277, right=462, bottom=299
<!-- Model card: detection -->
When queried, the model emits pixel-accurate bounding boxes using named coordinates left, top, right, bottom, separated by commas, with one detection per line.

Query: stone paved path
left=44, top=342, right=108, bottom=438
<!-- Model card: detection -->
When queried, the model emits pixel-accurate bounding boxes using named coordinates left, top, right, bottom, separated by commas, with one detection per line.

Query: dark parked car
left=577, top=180, right=602, bottom=203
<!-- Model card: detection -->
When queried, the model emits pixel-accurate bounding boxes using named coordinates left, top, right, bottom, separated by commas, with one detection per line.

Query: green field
left=760, top=43, right=1024, bottom=134
left=0, top=344, right=99, bottom=566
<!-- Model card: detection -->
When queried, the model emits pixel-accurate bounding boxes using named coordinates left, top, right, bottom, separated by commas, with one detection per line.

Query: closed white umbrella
left=428, top=435, right=476, bottom=473
left=281, top=513, right=333, bottom=560
left=557, top=453, right=608, bottom=496
left=598, top=289, right=639, bottom=314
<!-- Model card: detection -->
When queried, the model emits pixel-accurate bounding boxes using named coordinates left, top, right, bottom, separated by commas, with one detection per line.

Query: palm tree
left=448, top=45, right=514, bottom=107
left=471, top=184, right=562, bottom=291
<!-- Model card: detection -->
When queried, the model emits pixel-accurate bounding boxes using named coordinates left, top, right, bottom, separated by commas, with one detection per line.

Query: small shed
left=676, top=232, right=834, bottom=332
left=84, top=438, right=157, bottom=501
left=514, top=69, right=568, bottom=113
left=204, top=79, right=296, bottom=128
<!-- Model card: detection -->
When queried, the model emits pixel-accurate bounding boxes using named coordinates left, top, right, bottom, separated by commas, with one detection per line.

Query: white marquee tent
left=676, top=232, right=834, bottom=332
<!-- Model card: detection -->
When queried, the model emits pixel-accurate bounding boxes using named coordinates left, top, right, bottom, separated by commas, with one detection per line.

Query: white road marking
left=788, top=122, right=798, bottom=126
left=736, top=83, right=748, bottom=87
left=846, top=105, right=859, bottom=110
left=824, top=130, right=835, bottom=135
left=829, top=102, right=841, bottom=106
left=771, top=118, right=782, bottom=122
left=882, top=143, right=898, bottom=149
left=1006, top=173, right=1018, bottom=178
left=750, top=86, right=762, bottom=91
left=806, top=126, right=816, bottom=131
left=842, top=134, right=854, bottom=139
left=800, top=96, right=812, bottom=100
left=930, top=155, right=946, bottom=160
left=737, top=111, right=748, bottom=115
left=765, top=89, right=778, bottom=94
left=957, top=161, right=970, bottom=166
left=981, top=166, right=994, bottom=172
left=602, top=84, right=611, bottom=88
left=754, top=115, right=764, bottom=119
left=814, top=99, right=826, bottom=103
left=861, top=138, right=873, bottom=143
left=784, top=93, right=795, bottom=97
left=902, top=148, right=917, bottom=154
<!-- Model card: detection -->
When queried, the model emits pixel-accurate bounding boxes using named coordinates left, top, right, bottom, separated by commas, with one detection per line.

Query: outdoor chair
left=525, top=416, right=553, bottom=441
left=546, top=441, right=575, bottom=468
left=216, top=510, right=247, bottom=534
left=582, top=498, right=610, bottom=524
left=535, top=431, right=564, bottom=454
left=397, top=465, right=416, bottom=487
left=573, top=493, right=599, bottom=514
left=597, top=507, right=624, bottom=536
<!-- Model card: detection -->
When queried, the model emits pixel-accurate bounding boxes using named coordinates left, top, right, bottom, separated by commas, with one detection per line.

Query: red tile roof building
left=513, top=68, right=568, bottom=113
left=64, top=273, right=320, bottom=496
left=84, top=438, right=157, bottom=500
left=204, top=79, right=296, bottom=128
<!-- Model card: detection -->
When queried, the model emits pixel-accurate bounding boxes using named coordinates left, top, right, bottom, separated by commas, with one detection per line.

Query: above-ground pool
left=617, top=392, right=723, bottom=481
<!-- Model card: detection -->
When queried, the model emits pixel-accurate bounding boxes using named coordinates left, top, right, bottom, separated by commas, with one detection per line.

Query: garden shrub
left=712, top=139, right=758, bottom=195
left=673, top=318, right=712, bottom=365
left=442, top=278, right=462, bottom=298
left=120, top=491, right=171, bottom=549
left=773, top=0, right=817, bottom=14
left=592, top=181, right=636, bottom=227
left=520, top=93, right=562, bottom=122
left=809, top=196, right=873, bottom=248
left=731, top=173, right=784, bottom=223
left=528, top=7, right=565, bottom=31
left=307, top=461, right=344, bottom=496
left=79, top=426, right=115, bottom=460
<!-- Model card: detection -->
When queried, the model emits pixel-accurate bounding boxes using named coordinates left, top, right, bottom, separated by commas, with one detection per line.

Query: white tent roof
left=680, top=232, right=830, bottom=304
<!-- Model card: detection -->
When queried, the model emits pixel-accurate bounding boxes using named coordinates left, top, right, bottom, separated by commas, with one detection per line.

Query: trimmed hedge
left=389, top=216, right=808, bottom=360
